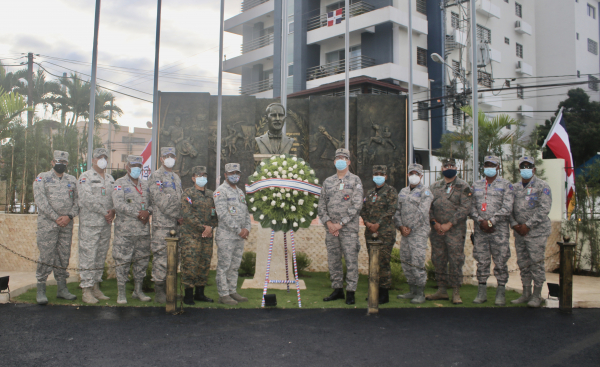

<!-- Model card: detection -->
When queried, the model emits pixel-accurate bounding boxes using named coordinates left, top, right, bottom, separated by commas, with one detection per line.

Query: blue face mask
left=373, top=176, right=385, bottom=186
left=483, top=167, right=497, bottom=178
left=130, top=167, right=142, bottom=179
left=335, top=159, right=347, bottom=171
left=196, top=177, right=208, bottom=187
left=227, top=174, right=240, bottom=184
left=520, top=169, right=533, bottom=179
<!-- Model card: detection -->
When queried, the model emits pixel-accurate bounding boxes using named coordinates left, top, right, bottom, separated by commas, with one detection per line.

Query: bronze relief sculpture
left=255, top=103, right=295, bottom=154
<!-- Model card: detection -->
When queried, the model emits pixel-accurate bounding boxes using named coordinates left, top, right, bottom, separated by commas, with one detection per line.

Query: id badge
left=141, top=202, right=146, bottom=211
left=372, top=194, right=377, bottom=203
left=101, top=187, right=106, bottom=196
left=69, top=190, right=73, bottom=199
left=211, top=208, right=216, bottom=216
left=526, top=188, right=532, bottom=195
left=446, top=186, right=453, bottom=194
left=339, top=183, right=345, bottom=191
left=481, top=203, right=487, bottom=212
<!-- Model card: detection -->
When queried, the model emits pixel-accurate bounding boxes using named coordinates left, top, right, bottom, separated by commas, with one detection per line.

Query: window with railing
left=589, top=75, right=599, bottom=91
left=478, top=71, right=493, bottom=87
left=516, top=43, right=523, bottom=58
left=451, top=12, right=460, bottom=29
left=477, top=24, right=491, bottom=44
left=588, top=39, right=598, bottom=55
left=417, top=47, right=428, bottom=66
left=241, top=0, right=269, bottom=12
left=453, top=108, right=462, bottom=126
left=515, top=2, right=522, bottom=18
left=307, top=1, right=376, bottom=31
left=416, top=0, right=427, bottom=15
left=417, top=102, right=429, bottom=120
left=306, top=55, right=377, bottom=81
left=517, top=84, right=524, bottom=99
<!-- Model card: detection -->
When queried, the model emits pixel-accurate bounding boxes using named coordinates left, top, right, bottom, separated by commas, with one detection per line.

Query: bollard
left=558, top=236, right=575, bottom=314
left=165, top=229, right=179, bottom=314
left=367, top=233, right=382, bottom=315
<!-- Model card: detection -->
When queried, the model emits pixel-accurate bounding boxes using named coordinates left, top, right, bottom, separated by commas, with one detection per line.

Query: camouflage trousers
left=215, top=235, right=245, bottom=297
left=78, top=225, right=111, bottom=288
left=365, top=230, right=395, bottom=289
left=515, top=234, right=548, bottom=288
left=326, top=228, right=360, bottom=292
left=36, top=221, right=73, bottom=282
left=473, top=223, right=511, bottom=286
left=112, top=235, right=151, bottom=285
left=151, top=227, right=177, bottom=283
left=180, top=233, right=214, bottom=288
left=430, top=226, right=466, bottom=288
left=400, top=233, right=428, bottom=287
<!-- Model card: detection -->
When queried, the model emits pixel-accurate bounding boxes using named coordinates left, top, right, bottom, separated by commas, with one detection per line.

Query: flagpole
left=281, top=0, right=288, bottom=134
left=541, top=106, right=564, bottom=149
left=344, top=0, right=349, bottom=149
left=87, top=0, right=101, bottom=170
left=215, top=0, right=225, bottom=188
left=151, top=0, right=162, bottom=173
left=407, top=0, right=413, bottom=163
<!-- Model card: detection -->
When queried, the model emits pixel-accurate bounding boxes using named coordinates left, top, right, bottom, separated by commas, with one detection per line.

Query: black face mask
left=54, top=164, right=67, bottom=174
left=442, top=169, right=457, bottom=178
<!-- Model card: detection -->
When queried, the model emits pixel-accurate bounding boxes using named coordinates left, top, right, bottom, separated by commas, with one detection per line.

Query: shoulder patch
left=35, top=176, right=42, bottom=182
left=186, top=197, right=192, bottom=205
left=508, top=184, right=514, bottom=190
left=115, top=186, right=122, bottom=191
left=79, top=178, right=86, bottom=184
left=356, top=183, right=362, bottom=189
left=425, top=190, right=431, bottom=196
left=543, top=188, right=551, bottom=195
left=213, top=191, right=220, bottom=198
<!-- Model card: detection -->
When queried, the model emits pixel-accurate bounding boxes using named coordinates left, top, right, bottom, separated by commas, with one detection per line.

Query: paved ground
left=1, top=304, right=598, bottom=367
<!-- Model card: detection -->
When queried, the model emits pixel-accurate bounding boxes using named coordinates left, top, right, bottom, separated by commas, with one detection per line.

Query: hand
left=479, top=220, right=488, bottom=232
left=433, top=222, right=443, bottom=234
left=202, top=226, right=213, bottom=238
left=370, top=223, right=380, bottom=233
left=521, top=225, right=530, bottom=236
left=105, top=209, right=115, bottom=224
left=440, top=222, right=453, bottom=233
left=177, top=218, right=183, bottom=225
left=238, top=228, right=249, bottom=240
left=327, top=221, right=342, bottom=235
left=400, top=226, right=411, bottom=237
left=138, top=210, right=150, bottom=225
left=56, top=216, right=70, bottom=227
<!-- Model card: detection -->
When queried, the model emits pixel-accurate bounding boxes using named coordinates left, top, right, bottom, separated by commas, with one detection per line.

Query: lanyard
left=129, top=178, right=143, bottom=197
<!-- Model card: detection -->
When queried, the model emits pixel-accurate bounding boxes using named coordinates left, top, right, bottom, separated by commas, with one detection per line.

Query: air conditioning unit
left=516, top=61, right=533, bottom=76
left=477, top=0, right=501, bottom=19
left=518, top=105, right=534, bottom=118
left=453, top=29, right=467, bottom=47
left=477, top=43, right=491, bottom=67
left=515, top=20, right=532, bottom=35
left=479, top=92, right=502, bottom=108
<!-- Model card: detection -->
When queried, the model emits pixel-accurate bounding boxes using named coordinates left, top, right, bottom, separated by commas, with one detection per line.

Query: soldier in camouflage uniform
left=112, top=155, right=153, bottom=304
left=77, top=148, right=115, bottom=304
left=180, top=166, right=218, bottom=305
left=360, top=165, right=397, bottom=304
left=394, top=163, right=433, bottom=304
left=470, top=155, right=515, bottom=306
left=33, top=150, right=79, bottom=305
left=428, top=158, right=473, bottom=304
left=148, top=147, right=182, bottom=304
left=318, top=148, right=364, bottom=305
left=510, top=156, right=552, bottom=308
left=214, top=163, right=251, bottom=305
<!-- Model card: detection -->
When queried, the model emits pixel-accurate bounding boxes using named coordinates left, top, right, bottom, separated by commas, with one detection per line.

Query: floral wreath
left=245, top=154, right=321, bottom=232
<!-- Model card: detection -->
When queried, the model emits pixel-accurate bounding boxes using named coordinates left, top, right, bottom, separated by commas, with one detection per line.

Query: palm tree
left=0, top=62, right=27, bottom=94
left=0, top=87, right=31, bottom=138
left=13, top=69, right=61, bottom=121
left=49, top=72, right=91, bottom=127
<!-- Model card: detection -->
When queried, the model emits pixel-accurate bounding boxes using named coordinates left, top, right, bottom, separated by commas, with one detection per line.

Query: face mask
left=130, top=167, right=142, bottom=179
left=335, top=159, right=347, bottom=171
left=53, top=163, right=67, bottom=174
left=164, top=157, right=175, bottom=168
left=97, top=158, right=107, bottom=170
left=442, top=169, right=457, bottom=178
left=484, top=167, right=497, bottom=177
left=227, top=174, right=240, bottom=184
left=373, top=176, right=385, bottom=186
left=408, top=174, right=421, bottom=186
left=196, top=177, right=208, bottom=187
left=520, top=169, right=533, bottom=180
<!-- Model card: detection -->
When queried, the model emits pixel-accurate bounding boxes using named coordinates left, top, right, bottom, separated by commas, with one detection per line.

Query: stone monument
left=255, top=103, right=295, bottom=155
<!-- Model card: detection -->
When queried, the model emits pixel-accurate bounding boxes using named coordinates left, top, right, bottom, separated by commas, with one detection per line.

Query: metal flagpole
left=216, top=0, right=225, bottom=187
left=344, top=0, right=350, bottom=149
left=281, top=0, right=288, bottom=134
left=151, top=0, right=162, bottom=173
left=470, top=0, right=479, bottom=181
left=407, top=0, right=413, bottom=163
left=87, top=0, right=101, bottom=169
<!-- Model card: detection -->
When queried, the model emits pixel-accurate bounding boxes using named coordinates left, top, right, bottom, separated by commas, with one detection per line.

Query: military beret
left=161, top=147, right=176, bottom=156
left=373, top=165, right=387, bottom=174
left=335, top=148, right=350, bottom=159
left=54, top=150, right=69, bottom=162
left=407, top=163, right=423, bottom=175
left=93, top=148, right=108, bottom=158
left=225, top=163, right=241, bottom=173
left=442, top=158, right=456, bottom=166
left=518, top=156, right=535, bottom=166
left=127, top=155, right=143, bottom=165
left=192, top=166, right=207, bottom=175
left=484, top=155, right=501, bottom=165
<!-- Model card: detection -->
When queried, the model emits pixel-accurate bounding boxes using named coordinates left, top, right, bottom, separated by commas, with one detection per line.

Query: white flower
left=262, top=196, right=268, bottom=201
left=270, top=156, right=276, bottom=160
left=310, top=170, right=314, bottom=175
left=273, top=193, right=277, bottom=197
left=285, top=188, right=290, bottom=192
left=291, top=206, right=296, bottom=212
left=293, top=190, right=298, bottom=195
left=298, top=199, right=304, bottom=205
left=277, top=193, right=282, bottom=198
left=252, top=207, right=257, bottom=212
left=260, top=214, right=264, bottom=220
left=263, top=169, right=268, bottom=173
left=282, top=174, right=288, bottom=179
left=253, top=172, right=258, bottom=177
left=304, top=179, right=309, bottom=183
left=293, top=174, right=298, bottom=179
left=288, top=167, right=293, bottom=172
left=313, top=203, right=318, bottom=208
left=261, top=162, right=266, bottom=166
left=314, top=178, right=319, bottom=184
left=280, top=203, right=285, bottom=208
left=280, top=189, right=285, bottom=193
left=299, top=170, right=304, bottom=175
left=304, top=191, right=308, bottom=196
left=293, top=164, right=298, bottom=169
left=273, top=162, right=278, bottom=166
left=267, top=172, right=272, bottom=177
left=278, top=167, right=283, bottom=172
left=272, top=219, right=277, bottom=224
left=261, top=176, right=266, bottom=180
left=293, top=222, right=298, bottom=227
left=282, top=218, right=287, bottom=224
left=280, top=154, right=285, bottom=159
left=250, top=197, right=254, bottom=202
left=282, top=161, right=287, bottom=166
left=309, top=211, right=314, bottom=216
left=300, top=218, right=306, bottom=223
left=292, top=157, right=297, bottom=161
left=286, top=193, right=291, bottom=198
left=271, top=200, right=276, bottom=206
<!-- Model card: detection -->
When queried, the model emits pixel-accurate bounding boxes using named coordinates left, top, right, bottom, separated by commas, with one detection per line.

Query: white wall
left=539, top=158, right=566, bottom=222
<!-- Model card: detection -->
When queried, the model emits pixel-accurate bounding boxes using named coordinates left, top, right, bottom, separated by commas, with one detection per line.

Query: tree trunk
left=7, top=143, right=14, bottom=213
left=20, top=127, right=28, bottom=214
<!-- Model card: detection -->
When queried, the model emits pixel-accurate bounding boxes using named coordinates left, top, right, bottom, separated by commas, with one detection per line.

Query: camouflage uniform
left=33, top=151, right=79, bottom=283
left=214, top=163, right=251, bottom=297
left=148, top=147, right=182, bottom=283
left=180, top=167, right=218, bottom=288
left=359, top=166, right=397, bottom=289
left=77, top=148, right=115, bottom=289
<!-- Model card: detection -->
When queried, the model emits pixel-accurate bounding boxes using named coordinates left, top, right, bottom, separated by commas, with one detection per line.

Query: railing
left=241, top=0, right=270, bottom=12
left=306, top=1, right=376, bottom=31
left=241, top=33, right=274, bottom=54
left=306, top=55, right=377, bottom=81
left=240, top=78, right=273, bottom=95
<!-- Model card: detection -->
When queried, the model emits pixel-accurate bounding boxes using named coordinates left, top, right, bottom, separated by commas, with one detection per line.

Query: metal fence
left=306, top=1, right=376, bottom=31
left=240, top=78, right=273, bottom=95
left=306, top=55, right=377, bottom=81
left=241, top=0, right=269, bottom=12
left=241, top=33, right=274, bottom=54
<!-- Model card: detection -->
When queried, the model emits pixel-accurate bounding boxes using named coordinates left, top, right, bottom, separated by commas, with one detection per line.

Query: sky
left=0, top=0, right=243, bottom=130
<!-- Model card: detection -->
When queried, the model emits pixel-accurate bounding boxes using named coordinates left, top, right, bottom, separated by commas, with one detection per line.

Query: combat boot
left=426, top=285, right=449, bottom=300
left=511, top=285, right=532, bottom=304
left=527, top=286, right=544, bottom=308
left=410, top=286, right=426, bottom=304
left=452, top=287, right=463, bottom=304
left=36, top=282, right=48, bottom=305
left=379, top=288, right=389, bottom=304
left=194, top=286, right=214, bottom=303
left=92, top=283, right=109, bottom=300
left=397, top=285, right=415, bottom=299
left=345, top=291, right=355, bottom=305
left=323, top=288, right=345, bottom=301
left=117, top=284, right=127, bottom=304
left=82, top=287, right=98, bottom=304
left=154, top=281, right=166, bottom=304
left=472, top=284, right=488, bottom=304
left=183, top=288, right=195, bottom=305
left=57, top=280, right=77, bottom=300
left=230, top=293, right=248, bottom=302
left=495, top=285, right=506, bottom=306
left=218, top=295, right=238, bottom=305
left=132, top=282, right=151, bottom=302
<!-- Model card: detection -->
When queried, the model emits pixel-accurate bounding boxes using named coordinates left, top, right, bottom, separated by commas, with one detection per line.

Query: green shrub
left=295, top=252, right=312, bottom=276
left=426, top=260, right=436, bottom=281
left=238, top=251, right=256, bottom=276
left=391, top=248, right=401, bottom=264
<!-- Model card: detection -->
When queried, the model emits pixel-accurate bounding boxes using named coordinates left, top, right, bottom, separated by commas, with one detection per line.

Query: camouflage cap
left=53, top=150, right=69, bottom=162
left=407, top=163, right=423, bottom=175
left=161, top=147, right=176, bottom=156
left=518, top=156, right=535, bottom=166
left=192, top=166, right=207, bottom=175
left=225, top=163, right=241, bottom=173
left=92, top=148, right=108, bottom=158
left=442, top=158, right=456, bottom=166
left=127, top=155, right=143, bottom=165
left=484, top=155, right=501, bottom=165
left=373, top=165, right=387, bottom=174
left=335, top=148, right=350, bottom=159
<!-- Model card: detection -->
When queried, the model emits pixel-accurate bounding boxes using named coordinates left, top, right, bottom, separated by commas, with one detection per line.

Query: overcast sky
left=0, top=0, right=243, bottom=130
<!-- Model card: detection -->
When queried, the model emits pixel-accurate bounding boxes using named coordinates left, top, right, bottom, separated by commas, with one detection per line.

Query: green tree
left=0, top=62, right=27, bottom=93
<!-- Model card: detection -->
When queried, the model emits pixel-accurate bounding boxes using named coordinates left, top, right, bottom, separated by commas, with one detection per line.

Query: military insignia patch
left=124, top=187, right=131, bottom=193
left=343, top=194, right=350, bottom=201
left=79, top=178, right=86, bottom=184
left=35, top=177, right=42, bottom=182
left=425, top=190, right=431, bottom=196
left=115, top=186, right=122, bottom=191
left=186, top=197, right=192, bottom=205
left=214, top=191, right=220, bottom=198
left=155, top=180, right=162, bottom=186
left=543, top=188, right=550, bottom=195
left=508, top=184, right=514, bottom=190
left=229, top=206, right=237, bottom=214
left=363, top=197, right=366, bottom=202
left=528, top=201, right=535, bottom=207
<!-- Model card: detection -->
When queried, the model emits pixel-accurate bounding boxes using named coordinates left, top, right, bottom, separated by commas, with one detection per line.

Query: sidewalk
left=0, top=271, right=79, bottom=303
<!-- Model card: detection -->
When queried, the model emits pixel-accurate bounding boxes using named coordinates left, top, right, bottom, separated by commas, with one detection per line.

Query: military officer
left=112, top=155, right=153, bottom=304
left=214, top=163, right=251, bottom=305
left=394, top=163, right=433, bottom=304
left=360, top=165, right=397, bottom=304
left=427, top=158, right=472, bottom=304
left=33, top=150, right=79, bottom=305
left=510, top=156, right=552, bottom=308
left=77, top=147, right=115, bottom=304
left=148, top=147, right=183, bottom=304
left=318, top=148, right=364, bottom=305
left=180, top=166, right=218, bottom=305
left=470, top=155, right=514, bottom=306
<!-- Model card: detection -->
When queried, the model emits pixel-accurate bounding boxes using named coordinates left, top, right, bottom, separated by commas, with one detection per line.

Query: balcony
left=516, top=61, right=533, bottom=76
left=241, top=0, right=269, bottom=12
left=477, top=0, right=501, bottom=19
left=307, top=1, right=376, bottom=31
left=225, top=0, right=274, bottom=35
left=241, top=33, right=274, bottom=54
left=240, top=79, right=273, bottom=95
left=515, top=20, right=532, bottom=35
left=306, top=55, right=377, bottom=81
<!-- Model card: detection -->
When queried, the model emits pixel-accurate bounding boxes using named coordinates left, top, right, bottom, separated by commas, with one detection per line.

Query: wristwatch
left=68, top=215, right=73, bottom=220
left=487, top=220, right=493, bottom=228
left=430, top=220, right=436, bottom=226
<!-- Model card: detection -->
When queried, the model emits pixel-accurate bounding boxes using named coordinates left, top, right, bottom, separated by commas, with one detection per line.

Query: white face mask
left=408, top=174, right=421, bottom=186
left=97, top=158, right=107, bottom=170
left=164, top=157, right=175, bottom=168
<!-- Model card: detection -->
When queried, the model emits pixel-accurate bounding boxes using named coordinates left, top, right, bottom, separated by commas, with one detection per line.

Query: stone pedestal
left=242, top=226, right=306, bottom=290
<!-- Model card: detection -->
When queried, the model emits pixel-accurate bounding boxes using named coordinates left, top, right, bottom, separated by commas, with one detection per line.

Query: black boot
left=345, top=291, right=355, bottom=305
left=183, top=287, right=195, bottom=305
left=194, top=286, right=214, bottom=303
left=323, top=288, right=345, bottom=302
left=379, top=288, right=389, bottom=304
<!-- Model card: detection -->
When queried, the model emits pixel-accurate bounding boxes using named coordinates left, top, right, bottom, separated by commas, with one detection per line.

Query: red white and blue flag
left=140, top=140, right=152, bottom=180
left=186, top=197, right=192, bottom=205
left=327, top=8, right=343, bottom=27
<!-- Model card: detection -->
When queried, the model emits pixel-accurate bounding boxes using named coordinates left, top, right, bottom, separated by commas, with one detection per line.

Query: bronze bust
left=255, top=103, right=295, bottom=154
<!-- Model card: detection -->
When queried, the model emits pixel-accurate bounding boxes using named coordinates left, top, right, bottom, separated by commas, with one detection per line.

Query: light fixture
left=430, top=53, right=444, bottom=64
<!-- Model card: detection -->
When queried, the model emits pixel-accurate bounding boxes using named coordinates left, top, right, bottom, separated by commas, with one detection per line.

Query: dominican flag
left=140, top=140, right=152, bottom=180
left=542, top=107, right=575, bottom=212
left=327, top=8, right=343, bottom=27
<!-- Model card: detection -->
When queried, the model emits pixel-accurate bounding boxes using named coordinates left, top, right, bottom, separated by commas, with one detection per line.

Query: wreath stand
left=260, top=230, right=302, bottom=308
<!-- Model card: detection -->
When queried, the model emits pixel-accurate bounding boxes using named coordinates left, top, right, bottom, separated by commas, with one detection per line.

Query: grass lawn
left=14, top=271, right=527, bottom=309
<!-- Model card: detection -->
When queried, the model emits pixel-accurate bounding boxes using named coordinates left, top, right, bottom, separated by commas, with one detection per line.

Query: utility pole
left=20, top=52, right=34, bottom=213
left=107, top=97, right=113, bottom=172
left=215, top=0, right=225, bottom=188
left=60, top=72, right=67, bottom=125
left=470, top=0, right=479, bottom=181
left=151, top=0, right=162, bottom=174
left=87, top=0, right=101, bottom=170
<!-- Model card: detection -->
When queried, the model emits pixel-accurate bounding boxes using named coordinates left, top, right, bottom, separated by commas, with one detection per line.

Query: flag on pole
left=327, top=8, right=343, bottom=26
left=140, top=139, right=152, bottom=180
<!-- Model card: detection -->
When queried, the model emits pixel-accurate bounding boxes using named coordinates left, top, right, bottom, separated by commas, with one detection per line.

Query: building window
left=478, top=71, right=493, bottom=87
left=588, top=4, right=596, bottom=19
left=589, top=75, right=599, bottom=91
left=516, top=42, right=523, bottom=58
left=288, top=21, right=294, bottom=34
left=416, top=0, right=427, bottom=15
left=577, top=33, right=579, bottom=40
left=453, top=108, right=462, bottom=126
left=121, top=154, right=128, bottom=163
left=477, top=24, right=492, bottom=44
left=288, top=63, right=294, bottom=77
left=517, top=84, right=524, bottom=99
left=504, top=0, right=509, bottom=3
left=417, top=47, right=428, bottom=66
left=505, top=37, right=510, bottom=45
left=515, top=2, right=522, bottom=18
left=588, top=39, right=598, bottom=55
left=451, top=12, right=460, bottom=29
left=452, top=60, right=461, bottom=78
left=417, top=102, right=429, bottom=120
left=578, top=70, right=581, bottom=78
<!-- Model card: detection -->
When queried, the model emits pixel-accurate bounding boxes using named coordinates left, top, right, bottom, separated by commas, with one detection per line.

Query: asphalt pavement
left=1, top=304, right=599, bottom=367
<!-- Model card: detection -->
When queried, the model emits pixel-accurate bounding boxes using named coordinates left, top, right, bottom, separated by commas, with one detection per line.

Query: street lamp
left=430, top=53, right=466, bottom=84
